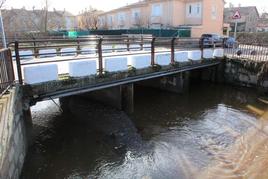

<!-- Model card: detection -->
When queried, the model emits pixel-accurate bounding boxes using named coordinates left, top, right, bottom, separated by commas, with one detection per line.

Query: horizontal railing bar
left=20, top=49, right=173, bottom=66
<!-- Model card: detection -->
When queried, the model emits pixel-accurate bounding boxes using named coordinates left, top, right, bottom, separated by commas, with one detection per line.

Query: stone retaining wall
left=224, top=59, right=268, bottom=91
left=0, top=86, right=30, bottom=179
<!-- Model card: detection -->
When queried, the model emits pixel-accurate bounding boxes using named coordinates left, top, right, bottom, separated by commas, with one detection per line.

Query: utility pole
left=44, top=0, right=48, bottom=32
left=0, top=10, right=6, bottom=48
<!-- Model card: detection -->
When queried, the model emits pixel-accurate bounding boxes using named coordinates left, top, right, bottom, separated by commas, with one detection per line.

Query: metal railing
left=7, top=35, right=224, bottom=85
left=0, top=48, right=14, bottom=96
left=225, top=41, right=268, bottom=61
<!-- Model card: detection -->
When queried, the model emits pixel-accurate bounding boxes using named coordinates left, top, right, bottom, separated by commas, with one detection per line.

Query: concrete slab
left=155, top=53, right=171, bottom=66
left=69, top=59, right=97, bottom=77
left=214, top=49, right=224, bottom=58
left=188, top=50, right=202, bottom=61
left=81, top=47, right=96, bottom=55
left=39, top=49, right=57, bottom=58
left=23, top=64, right=58, bottom=84
left=61, top=48, right=77, bottom=56
left=203, top=49, right=214, bottom=59
left=128, top=54, right=151, bottom=69
left=103, top=56, right=128, bottom=72
left=175, top=51, right=189, bottom=62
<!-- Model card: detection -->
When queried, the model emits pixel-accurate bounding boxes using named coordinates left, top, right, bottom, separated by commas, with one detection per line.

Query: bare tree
left=0, top=0, right=7, bottom=9
left=79, top=7, right=101, bottom=31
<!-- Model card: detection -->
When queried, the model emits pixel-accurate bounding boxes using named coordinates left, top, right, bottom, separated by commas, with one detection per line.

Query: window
left=211, top=5, right=217, bottom=19
left=132, top=9, right=141, bottom=19
left=197, top=4, right=200, bottom=14
left=152, top=4, right=162, bottom=16
left=117, top=12, right=125, bottom=22
left=186, top=3, right=202, bottom=18
left=189, top=5, right=192, bottom=14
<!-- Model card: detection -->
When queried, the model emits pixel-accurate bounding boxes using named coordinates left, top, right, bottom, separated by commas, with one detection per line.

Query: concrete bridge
left=8, top=35, right=225, bottom=112
left=0, top=35, right=226, bottom=179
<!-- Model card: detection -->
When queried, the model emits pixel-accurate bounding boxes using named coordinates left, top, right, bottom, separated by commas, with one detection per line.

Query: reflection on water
left=21, top=83, right=268, bottom=179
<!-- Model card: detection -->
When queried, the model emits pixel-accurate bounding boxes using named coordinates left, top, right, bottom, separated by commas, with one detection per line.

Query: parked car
left=223, top=37, right=239, bottom=48
left=200, top=34, right=223, bottom=48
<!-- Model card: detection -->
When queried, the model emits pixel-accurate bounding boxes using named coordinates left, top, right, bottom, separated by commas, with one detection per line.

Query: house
left=98, top=0, right=225, bottom=37
left=2, top=8, right=78, bottom=40
left=257, top=13, right=268, bottom=32
left=224, top=6, right=259, bottom=32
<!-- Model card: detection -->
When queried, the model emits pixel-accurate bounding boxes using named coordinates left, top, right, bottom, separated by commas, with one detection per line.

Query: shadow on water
left=21, top=83, right=268, bottom=179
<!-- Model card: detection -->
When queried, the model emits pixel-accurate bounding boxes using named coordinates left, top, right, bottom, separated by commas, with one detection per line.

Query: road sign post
left=234, top=21, right=238, bottom=39
left=232, top=10, right=241, bottom=40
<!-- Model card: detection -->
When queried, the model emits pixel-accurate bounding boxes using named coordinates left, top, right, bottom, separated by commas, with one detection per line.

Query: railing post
left=33, top=38, right=38, bottom=58
left=127, top=37, right=130, bottom=51
left=151, top=37, right=156, bottom=66
left=98, top=37, right=103, bottom=76
left=7, top=49, right=15, bottom=82
left=171, top=38, right=176, bottom=64
left=77, top=38, right=81, bottom=55
left=15, top=41, right=23, bottom=84
left=140, top=35, right=144, bottom=51
left=200, top=38, right=204, bottom=59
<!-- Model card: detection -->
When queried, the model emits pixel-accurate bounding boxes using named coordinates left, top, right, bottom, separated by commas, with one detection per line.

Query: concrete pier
left=60, top=84, right=135, bottom=114
left=138, top=72, right=190, bottom=93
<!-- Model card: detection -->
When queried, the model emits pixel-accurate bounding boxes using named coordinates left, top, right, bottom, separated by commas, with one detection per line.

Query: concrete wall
left=224, top=59, right=268, bottom=91
left=0, top=86, right=31, bottom=179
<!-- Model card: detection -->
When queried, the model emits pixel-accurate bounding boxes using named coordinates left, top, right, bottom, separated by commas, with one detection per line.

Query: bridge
left=0, top=35, right=225, bottom=112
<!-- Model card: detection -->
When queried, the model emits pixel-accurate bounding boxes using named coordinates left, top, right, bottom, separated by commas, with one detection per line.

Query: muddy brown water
left=20, top=83, right=268, bottom=179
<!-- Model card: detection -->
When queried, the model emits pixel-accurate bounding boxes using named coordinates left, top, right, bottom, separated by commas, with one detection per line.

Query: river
left=20, top=82, right=268, bottom=179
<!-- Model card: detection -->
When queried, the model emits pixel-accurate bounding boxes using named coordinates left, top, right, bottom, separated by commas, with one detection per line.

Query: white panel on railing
left=188, top=50, right=202, bottom=61
left=128, top=54, right=151, bottom=69
left=213, top=48, right=224, bottom=58
left=175, top=51, right=189, bottom=62
left=61, top=48, right=77, bottom=56
left=69, top=59, right=97, bottom=77
left=103, top=56, right=128, bottom=72
left=103, top=45, right=113, bottom=53
left=143, top=44, right=151, bottom=51
left=39, top=49, right=57, bottom=58
left=203, top=49, right=214, bottom=59
left=130, top=44, right=141, bottom=51
left=81, top=47, right=96, bottom=55
left=23, top=64, right=58, bottom=84
left=19, top=50, right=33, bottom=59
left=155, top=53, right=171, bottom=66
left=115, top=45, right=127, bottom=52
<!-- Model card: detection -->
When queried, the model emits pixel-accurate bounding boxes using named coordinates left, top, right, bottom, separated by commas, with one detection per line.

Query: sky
left=4, top=0, right=268, bottom=15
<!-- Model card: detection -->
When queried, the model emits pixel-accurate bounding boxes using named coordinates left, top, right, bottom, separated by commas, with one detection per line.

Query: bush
left=233, top=32, right=268, bottom=44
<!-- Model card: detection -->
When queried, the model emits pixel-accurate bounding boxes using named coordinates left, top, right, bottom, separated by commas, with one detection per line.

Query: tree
left=79, top=7, right=101, bottom=30
left=0, top=0, right=7, bottom=9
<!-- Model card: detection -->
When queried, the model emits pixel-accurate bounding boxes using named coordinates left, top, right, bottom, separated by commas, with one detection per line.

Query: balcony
left=151, top=16, right=162, bottom=24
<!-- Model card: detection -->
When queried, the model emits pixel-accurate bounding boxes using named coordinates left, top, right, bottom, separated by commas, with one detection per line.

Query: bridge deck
left=24, top=59, right=221, bottom=103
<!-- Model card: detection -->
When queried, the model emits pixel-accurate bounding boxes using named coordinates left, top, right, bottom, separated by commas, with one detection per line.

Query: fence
left=0, top=48, right=14, bottom=95
left=7, top=35, right=223, bottom=85
left=225, top=42, right=268, bottom=61
left=50, top=28, right=191, bottom=38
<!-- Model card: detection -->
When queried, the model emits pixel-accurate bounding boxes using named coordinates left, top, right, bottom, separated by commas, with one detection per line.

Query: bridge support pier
left=138, top=72, right=190, bottom=93
left=60, top=84, right=135, bottom=114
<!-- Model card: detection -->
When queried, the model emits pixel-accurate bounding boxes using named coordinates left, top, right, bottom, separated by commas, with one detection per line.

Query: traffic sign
left=232, top=10, right=241, bottom=19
